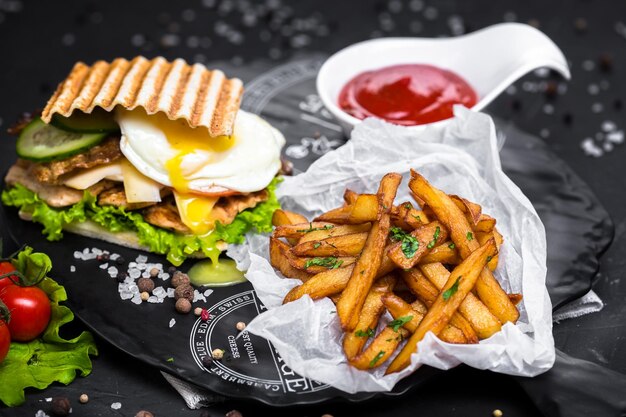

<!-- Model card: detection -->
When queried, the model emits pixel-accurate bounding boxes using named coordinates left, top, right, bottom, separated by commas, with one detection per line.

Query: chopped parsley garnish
left=313, top=242, right=322, bottom=249
left=355, top=328, right=375, bottom=338
left=487, top=255, right=493, bottom=262
left=442, top=276, right=462, bottom=301
left=448, top=243, right=456, bottom=249
left=404, top=203, right=412, bottom=209
left=304, top=257, right=343, bottom=270
left=427, top=226, right=441, bottom=249
left=390, top=227, right=420, bottom=258
left=296, top=223, right=334, bottom=233
left=387, top=315, right=413, bottom=332
left=166, top=357, right=174, bottom=363
left=466, top=231, right=474, bottom=241
left=413, top=214, right=422, bottom=222
left=369, top=351, right=386, bottom=368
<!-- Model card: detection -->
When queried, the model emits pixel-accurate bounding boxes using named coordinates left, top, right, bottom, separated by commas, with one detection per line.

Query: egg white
left=116, top=109, right=285, bottom=194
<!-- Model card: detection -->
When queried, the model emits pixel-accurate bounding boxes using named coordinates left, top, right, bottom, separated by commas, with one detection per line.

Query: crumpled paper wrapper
left=234, top=107, right=555, bottom=393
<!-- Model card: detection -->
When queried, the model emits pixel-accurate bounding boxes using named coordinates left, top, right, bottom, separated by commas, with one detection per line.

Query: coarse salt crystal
left=74, top=251, right=83, bottom=260
left=204, top=289, right=213, bottom=297
left=148, top=296, right=158, bottom=303
left=167, top=288, right=176, bottom=297
left=83, top=248, right=90, bottom=254
left=137, top=263, right=147, bottom=271
left=142, top=271, right=151, bottom=278
left=45, top=397, right=52, bottom=402
left=83, top=252, right=97, bottom=260
left=99, top=263, right=108, bottom=269
left=193, top=290, right=206, bottom=303
left=131, top=294, right=142, bottom=305
left=35, top=410, right=50, bottom=417
left=120, top=291, right=134, bottom=300
left=108, top=266, right=118, bottom=274
left=153, top=287, right=166, bottom=297
left=92, top=248, right=103, bottom=255
left=128, top=284, right=139, bottom=293
left=70, top=265, right=76, bottom=272
left=110, top=402, right=122, bottom=410
left=136, top=255, right=148, bottom=263
left=607, top=130, right=624, bottom=144
left=602, top=121, right=617, bottom=132
left=159, top=272, right=170, bottom=280
left=169, top=318, right=176, bottom=328
left=129, top=269, right=141, bottom=279
left=128, top=262, right=137, bottom=268
left=110, top=253, right=120, bottom=261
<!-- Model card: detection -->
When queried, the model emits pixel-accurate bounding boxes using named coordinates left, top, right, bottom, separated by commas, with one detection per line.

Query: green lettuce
left=0, top=248, right=98, bottom=407
left=2, top=177, right=281, bottom=266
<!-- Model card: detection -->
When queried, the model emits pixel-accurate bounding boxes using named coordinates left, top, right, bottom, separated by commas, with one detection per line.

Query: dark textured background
left=1, top=1, right=625, bottom=416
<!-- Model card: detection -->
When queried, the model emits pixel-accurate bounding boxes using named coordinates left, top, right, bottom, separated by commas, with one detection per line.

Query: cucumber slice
left=16, top=118, right=108, bottom=162
left=50, top=108, right=119, bottom=133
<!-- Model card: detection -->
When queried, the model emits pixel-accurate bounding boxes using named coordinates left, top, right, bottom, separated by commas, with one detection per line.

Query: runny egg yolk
left=152, top=113, right=234, bottom=234
left=155, top=112, right=235, bottom=193
left=173, top=191, right=219, bottom=235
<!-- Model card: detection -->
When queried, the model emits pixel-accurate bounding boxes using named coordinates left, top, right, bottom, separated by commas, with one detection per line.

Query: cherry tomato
left=0, top=262, right=17, bottom=293
left=0, top=285, right=51, bottom=342
left=0, top=320, right=9, bottom=363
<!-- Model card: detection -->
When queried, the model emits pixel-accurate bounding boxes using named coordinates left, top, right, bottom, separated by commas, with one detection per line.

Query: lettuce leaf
left=0, top=249, right=98, bottom=407
left=2, top=177, right=282, bottom=266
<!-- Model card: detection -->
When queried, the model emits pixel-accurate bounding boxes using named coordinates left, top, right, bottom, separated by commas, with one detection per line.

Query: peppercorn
left=236, top=321, right=246, bottom=331
left=212, top=348, right=224, bottom=360
left=116, top=256, right=126, bottom=265
left=201, top=355, right=213, bottom=367
left=135, top=411, right=154, bottom=417
left=168, top=266, right=177, bottom=275
left=97, top=253, right=109, bottom=261
left=175, top=298, right=192, bottom=314
left=194, top=307, right=203, bottom=316
left=174, top=284, right=194, bottom=301
left=574, top=17, right=587, bottom=33
left=51, top=396, right=71, bottom=416
left=140, top=291, right=150, bottom=301
left=226, top=410, right=243, bottom=417
left=117, top=273, right=128, bottom=283
left=493, top=410, right=503, bottom=417
left=137, top=277, right=155, bottom=293
left=79, top=393, right=89, bottom=404
left=171, top=271, right=190, bottom=288
left=150, top=267, right=160, bottom=277
left=544, top=81, right=558, bottom=99
left=201, top=309, right=210, bottom=321
left=511, top=98, right=522, bottom=111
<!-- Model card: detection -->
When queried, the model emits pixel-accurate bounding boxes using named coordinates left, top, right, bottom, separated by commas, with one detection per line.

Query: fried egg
left=116, top=108, right=285, bottom=195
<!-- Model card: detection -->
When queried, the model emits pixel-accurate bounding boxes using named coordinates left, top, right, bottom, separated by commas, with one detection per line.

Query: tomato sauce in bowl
left=338, top=64, right=478, bottom=126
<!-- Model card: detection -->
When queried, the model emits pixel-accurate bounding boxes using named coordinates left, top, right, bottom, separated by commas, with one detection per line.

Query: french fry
left=298, top=223, right=371, bottom=244
left=285, top=253, right=356, bottom=274
left=382, top=293, right=467, bottom=344
left=476, top=228, right=503, bottom=272
left=450, top=195, right=482, bottom=226
left=272, top=209, right=310, bottom=244
left=386, top=238, right=497, bottom=374
left=269, top=238, right=313, bottom=282
left=291, top=232, right=368, bottom=257
left=508, top=293, right=523, bottom=306
left=315, top=194, right=378, bottom=224
left=419, top=241, right=461, bottom=265
left=474, top=214, right=496, bottom=233
left=400, top=269, right=478, bottom=343
left=337, top=173, right=402, bottom=331
left=349, top=326, right=410, bottom=370
left=343, top=275, right=396, bottom=359
left=387, top=221, right=449, bottom=269
left=408, top=170, right=519, bottom=324
left=391, top=201, right=429, bottom=230
left=343, top=189, right=359, bottom=205
left=273, top=222, right=337, bottom=240
left=419, top=262, right=502, bottom=339
left=283, top=248, right=398, bottom=304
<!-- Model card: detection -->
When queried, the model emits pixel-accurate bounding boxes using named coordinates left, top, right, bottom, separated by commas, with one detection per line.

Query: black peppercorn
left=117, top=273, right=128, bottom=283
left=201, top=355, right=213, bottom=368
left=137, top=277, right=155, bottom=293
left=171, top=271, right=190, bottom=288
left=116, top=256, right=126, bottom=265
left=97, top=253, right=110, bottom=261
left=168, top=266, right=177, bottom=275
left=174, top=284, right=194, bottom=302
left=51, top=396, right=71, bottom=416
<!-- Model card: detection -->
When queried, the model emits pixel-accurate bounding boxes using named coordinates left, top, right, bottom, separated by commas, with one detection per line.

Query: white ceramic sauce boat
left=316, top=23, right=571, bottom=135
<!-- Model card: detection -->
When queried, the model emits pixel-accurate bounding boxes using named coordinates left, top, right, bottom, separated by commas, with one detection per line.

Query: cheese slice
left=121, top=160, right=162, bottom=203
left=64, top=162, right=123, bottom=189
left=173, top=190, right=219, bottom=235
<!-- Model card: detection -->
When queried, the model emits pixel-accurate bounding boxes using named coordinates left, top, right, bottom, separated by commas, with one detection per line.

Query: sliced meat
left=97, top=186, right=158, bottom=211
left=5, top=163, right=112, bottom=207
left=211, top=189, right=269, bottom=225
left=31, top=136, right=123, bottom=184
left=141, top=189, right=269, bottom=234
left=143, top=198, right=191, bottom=234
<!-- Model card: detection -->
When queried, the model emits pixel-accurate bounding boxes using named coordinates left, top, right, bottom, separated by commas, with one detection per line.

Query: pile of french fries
left=269, top=170, right=521, bottom=374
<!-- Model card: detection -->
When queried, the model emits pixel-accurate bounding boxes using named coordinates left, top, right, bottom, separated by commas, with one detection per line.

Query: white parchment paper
left=235, top=107, right=555, bottom=393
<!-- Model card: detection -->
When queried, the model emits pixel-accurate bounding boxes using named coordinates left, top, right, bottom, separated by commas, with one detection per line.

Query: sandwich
left=2, top=56, right=286, bottom=266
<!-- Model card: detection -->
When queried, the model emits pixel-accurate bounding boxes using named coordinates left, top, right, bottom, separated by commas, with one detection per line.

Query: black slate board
left=0, top=56, right=614, bottom=406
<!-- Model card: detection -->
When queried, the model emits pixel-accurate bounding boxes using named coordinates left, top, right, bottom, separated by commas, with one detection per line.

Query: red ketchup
left=338, top=64, right=478, bottom=125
